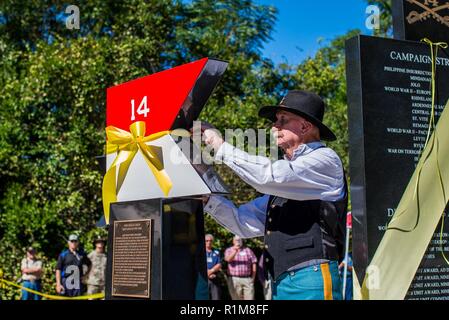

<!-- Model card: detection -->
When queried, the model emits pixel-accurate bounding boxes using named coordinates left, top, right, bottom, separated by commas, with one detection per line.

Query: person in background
left=339, top=252, right=353, bottom=300
left=224, top=235, right=257, bottom=300
left=257, top=252, right=272, bottom=300
left=205, top=234, right=222, bottom=300
left=56, top=234, right=91, bottom=297
left=21, top=247, right=43, bottom=300
left=86, top=237, right=107, bottom=296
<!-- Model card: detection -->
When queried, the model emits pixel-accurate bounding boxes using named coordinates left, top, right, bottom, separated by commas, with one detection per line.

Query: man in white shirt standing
left=21, top=247, right=43, bottom=300
left=202, top=90, right=347, bottom=300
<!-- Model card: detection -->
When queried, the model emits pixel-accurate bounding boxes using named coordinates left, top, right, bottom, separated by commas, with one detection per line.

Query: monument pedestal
left=102, top=57, right=229, bottom=300
left=346, top=33, right=449, bottom=299
left=105, top=197, right=208, bottom=300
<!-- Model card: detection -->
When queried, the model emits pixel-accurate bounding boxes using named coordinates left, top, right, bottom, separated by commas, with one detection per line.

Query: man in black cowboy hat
left=202, top=90, right=347, bottom=300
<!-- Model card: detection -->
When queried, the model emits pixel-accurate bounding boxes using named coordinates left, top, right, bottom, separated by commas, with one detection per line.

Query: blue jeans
left=342, top=275, right=353, bottom=300
left=21, top=280, right=41, bottom=300
left=62, top=278, right=83, bottom=297
left=272, top=261, right=342, bottom=300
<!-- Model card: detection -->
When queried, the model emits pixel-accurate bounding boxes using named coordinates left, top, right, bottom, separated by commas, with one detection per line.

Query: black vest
left=263, top=178, right=348, bottom=280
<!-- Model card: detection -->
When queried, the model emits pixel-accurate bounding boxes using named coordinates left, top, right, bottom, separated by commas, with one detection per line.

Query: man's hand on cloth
left=197, top=122, right=224, bottom=152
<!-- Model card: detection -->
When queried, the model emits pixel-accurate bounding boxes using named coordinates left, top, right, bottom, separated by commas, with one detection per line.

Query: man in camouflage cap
left=85, top=237, right=107, bottom=295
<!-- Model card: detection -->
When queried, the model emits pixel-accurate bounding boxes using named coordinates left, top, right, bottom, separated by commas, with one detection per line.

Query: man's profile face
left=68, top=240, right=78, bottom=251
left=272, top=111, right=312, bottom=149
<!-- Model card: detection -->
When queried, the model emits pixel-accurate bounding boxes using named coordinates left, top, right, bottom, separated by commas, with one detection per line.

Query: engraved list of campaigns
left=383, top=50, right=449, bottom=164
left=381, top=48, right=449, bottom=300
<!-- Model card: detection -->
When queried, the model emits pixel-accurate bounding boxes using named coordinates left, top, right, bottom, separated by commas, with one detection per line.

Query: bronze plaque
left=112, top=219, right=152, bottom=298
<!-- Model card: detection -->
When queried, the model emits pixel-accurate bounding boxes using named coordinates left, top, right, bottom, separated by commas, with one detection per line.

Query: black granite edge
left=392, top=0, right=406, bottom=41
left=157, top=200, right=164, bottom=300
left=161, top=199, right=169, bottom=300
left=185, top=58, right=229, bottom=123
left=345, top=34, right=369, bottom=285
left=364, top=30, right=449, bottom=51
left=358, top=33, right=447, bottom=48
left=170, top=58, right=229, bottom=131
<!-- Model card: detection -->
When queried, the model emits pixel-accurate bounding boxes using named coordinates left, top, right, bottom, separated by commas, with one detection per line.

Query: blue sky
left=256, top=0, right=373, bottom=64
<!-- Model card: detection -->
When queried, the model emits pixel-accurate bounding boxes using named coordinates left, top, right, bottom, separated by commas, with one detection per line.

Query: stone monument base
left=105, top=197, right=208, bottom=300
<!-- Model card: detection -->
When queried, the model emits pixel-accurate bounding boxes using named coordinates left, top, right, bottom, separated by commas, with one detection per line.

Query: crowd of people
left=19, top=235, right=107, bottom=300
left=205, top=233, right=352, bottom=301
left=19, top=230, right=351, bottom=301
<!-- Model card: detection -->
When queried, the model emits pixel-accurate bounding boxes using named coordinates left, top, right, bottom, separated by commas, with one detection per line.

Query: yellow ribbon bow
left=102, top=121, right=190, bottom=224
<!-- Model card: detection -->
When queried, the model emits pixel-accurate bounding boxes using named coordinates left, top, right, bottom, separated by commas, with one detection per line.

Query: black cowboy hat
left=258, top=90, right=336, bottom=141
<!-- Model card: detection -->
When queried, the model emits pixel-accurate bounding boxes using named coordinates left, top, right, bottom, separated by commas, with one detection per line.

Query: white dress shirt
left=204, top=141, right=345, bottom=238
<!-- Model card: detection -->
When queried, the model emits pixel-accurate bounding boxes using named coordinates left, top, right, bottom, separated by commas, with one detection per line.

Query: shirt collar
left=285, top=141, right=326, bottom=161
left=69, top=249, right=81, bottom=255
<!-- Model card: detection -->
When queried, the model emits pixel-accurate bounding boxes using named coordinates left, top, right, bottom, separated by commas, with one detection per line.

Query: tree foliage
left=0, top=0, right=278, bottom=299
left=0, top=0, right=392, bottom=299
left=367, top=0, right=393, bottom=37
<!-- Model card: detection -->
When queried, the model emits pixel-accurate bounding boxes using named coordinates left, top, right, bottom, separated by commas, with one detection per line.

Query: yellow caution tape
left=0, top=278, right=105, bottom=300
